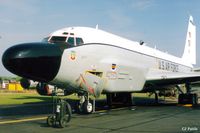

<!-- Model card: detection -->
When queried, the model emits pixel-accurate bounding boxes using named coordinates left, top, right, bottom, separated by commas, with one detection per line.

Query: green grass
left=0, top=91, right=153, bottom=105
left=0, top=92, right=104, bottom=105
left=0, top=92, right=52, bottom=105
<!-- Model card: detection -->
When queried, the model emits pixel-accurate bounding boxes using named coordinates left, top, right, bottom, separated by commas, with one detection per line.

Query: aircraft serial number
left=158, top=60, right=179, bottom=72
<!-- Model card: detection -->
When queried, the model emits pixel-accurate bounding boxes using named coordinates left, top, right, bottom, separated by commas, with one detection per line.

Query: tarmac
left=0, top=98, right=200, bottom=133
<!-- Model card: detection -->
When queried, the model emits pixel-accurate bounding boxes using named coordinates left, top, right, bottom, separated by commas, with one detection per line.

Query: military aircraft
left=2, top=16, right=200, bottom=115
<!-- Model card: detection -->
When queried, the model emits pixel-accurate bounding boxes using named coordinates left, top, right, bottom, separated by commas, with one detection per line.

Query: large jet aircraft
left=2, top=16, right=200, bottom=114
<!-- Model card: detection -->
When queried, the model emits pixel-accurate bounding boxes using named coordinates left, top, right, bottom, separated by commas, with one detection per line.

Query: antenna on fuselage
left=140, top=40, right=144, bottom=45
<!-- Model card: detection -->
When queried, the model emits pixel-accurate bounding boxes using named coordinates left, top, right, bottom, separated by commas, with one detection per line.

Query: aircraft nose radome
left=2, top=42, right=63, bottom=82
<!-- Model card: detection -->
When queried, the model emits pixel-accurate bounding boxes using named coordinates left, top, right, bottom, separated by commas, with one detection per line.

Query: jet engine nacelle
left=20, top=78, right=31, bottom=89
left=36, top=83, right=52, bottom=96
left=158, top=86, right=177, bottom=97
left=158, top=90, right=177, bottom=97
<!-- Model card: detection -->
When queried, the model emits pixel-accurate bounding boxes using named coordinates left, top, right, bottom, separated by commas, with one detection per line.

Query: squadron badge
left=70, top=51, right=76, bottom=60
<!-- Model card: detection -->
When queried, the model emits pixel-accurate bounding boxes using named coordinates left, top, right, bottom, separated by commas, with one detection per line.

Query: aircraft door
left=77, top=72, right=105, bottom=98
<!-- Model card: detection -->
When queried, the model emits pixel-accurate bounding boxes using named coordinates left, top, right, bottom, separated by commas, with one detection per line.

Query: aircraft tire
left=192, top=94, right=198, bottom=105
left=65, top=102, right=72, bottom=122
left=178, top=93, right=198, bottom=105
left=82, top=101, right=93, bottom=114
left=59, top=117, right=68, bottom=128
left=47, top=115, right=55, bottom=127
left=75, top=102, right=82, bottom=113
left=178, top=94, right=183, bottom=104
left=59, top=101, right=72, bottom=128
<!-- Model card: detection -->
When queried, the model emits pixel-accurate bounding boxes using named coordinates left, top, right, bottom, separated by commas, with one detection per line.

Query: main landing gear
left=77, top=93, right=93, bottom=114
left=47, top=88, right=72, bottom=128
left=178, top=83, right=198, bottom=105
left=106, top=92, right=133, bottom=108
left=153, top=91, right=159, bottom=104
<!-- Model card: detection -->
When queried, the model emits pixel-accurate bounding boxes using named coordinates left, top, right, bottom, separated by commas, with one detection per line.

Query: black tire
left=82, top=101, right=93, bottom=114
left=195, top=94, right=199, bottom=105
left=58, top=102, right=72, bottom=128
left=59, top=117, right=67, bottom=128
left=75, top=102, right=82, bottom=114
left=65, top=102, right=72, bottom=122
left=178, top=94, right=198, bottom=105
left=192, top=94, right=198, bottom=105
left=178, top=94, right=184, bottom=104
left=47, top=115, right=55, bottom=127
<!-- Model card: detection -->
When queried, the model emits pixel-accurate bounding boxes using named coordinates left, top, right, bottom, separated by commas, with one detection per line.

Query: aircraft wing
left=146, top=69, right=200, bottom=85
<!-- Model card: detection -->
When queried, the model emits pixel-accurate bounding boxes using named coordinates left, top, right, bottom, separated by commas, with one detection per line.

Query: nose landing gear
left=77, top=93, right=93, bottom=114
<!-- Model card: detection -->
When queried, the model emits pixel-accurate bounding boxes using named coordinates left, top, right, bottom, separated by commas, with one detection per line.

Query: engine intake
left=36, top=83, right=52, bottom=96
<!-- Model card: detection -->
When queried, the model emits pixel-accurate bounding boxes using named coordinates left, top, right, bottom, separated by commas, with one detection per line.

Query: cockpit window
left=50, top=36, right=67, bottom=43
left=67, top=37, right=75, bottom=46
left=76, top=38, right=84, bottom=45
left=48, top=36, right=84, bottom=49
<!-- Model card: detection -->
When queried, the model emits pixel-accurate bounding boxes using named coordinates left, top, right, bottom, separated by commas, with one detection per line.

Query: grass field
left=0, top=92, right=53, bottom=105
left=0, top=91, right=154, bottom=105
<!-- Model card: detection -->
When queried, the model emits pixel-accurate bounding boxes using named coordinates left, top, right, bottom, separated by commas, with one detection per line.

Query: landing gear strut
left=155, top=92, right=159, bottom=104
left=47, top=87, right=72, bottom=128
left=178, top=83, right=198, bottom=105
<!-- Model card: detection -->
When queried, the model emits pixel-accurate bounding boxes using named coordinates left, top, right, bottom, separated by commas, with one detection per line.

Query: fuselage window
left=50, top=36, right=67, bottom=43
left=76, top=38, right=84, bottom=45
left=67, top=37, right=75, bottom=46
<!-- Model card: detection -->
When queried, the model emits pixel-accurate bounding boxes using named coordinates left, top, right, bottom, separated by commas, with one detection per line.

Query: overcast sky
left=0, top=0, right=200, bottom=76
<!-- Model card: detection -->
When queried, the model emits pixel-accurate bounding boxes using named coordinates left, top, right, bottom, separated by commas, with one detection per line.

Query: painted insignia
left=111, top=63, right=116, bottom=70
left=70, top=51, right=76, bottom=60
